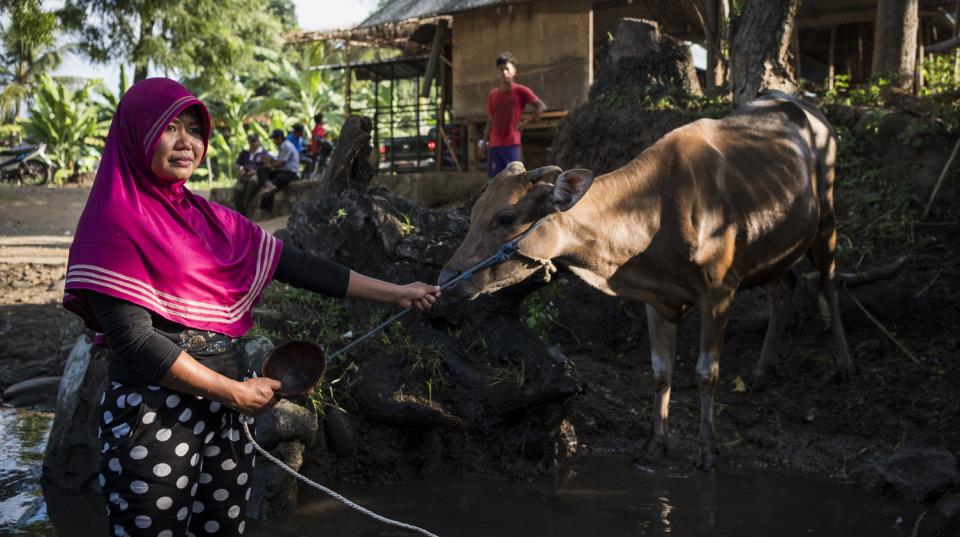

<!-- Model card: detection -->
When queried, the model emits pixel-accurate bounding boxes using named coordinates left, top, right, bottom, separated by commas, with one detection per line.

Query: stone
left=248, top=440, right=304, bottom=519
left=2, top=376, right=62, bottom=411
left=936, top=493, right=960, bottom=519
left=323, top=405, right=356, bottom=457
left=857, top=448, right=958, bottom=501
left=252, top=400, right=318, bottom=451
left=42, top=335, right=109, bottom=489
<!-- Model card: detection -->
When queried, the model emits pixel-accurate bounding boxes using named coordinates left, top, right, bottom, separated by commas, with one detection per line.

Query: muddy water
left=0, top=406, right=53, bottom=535
left=247, top=456, right=927, bottom=537
left=0, top=406, right=929, bottom=536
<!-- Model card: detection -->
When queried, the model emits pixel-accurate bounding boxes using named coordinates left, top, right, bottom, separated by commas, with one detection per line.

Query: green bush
left=21, top=75, right=107, bottom=184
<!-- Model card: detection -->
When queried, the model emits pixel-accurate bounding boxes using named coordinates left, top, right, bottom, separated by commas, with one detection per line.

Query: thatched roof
left=359, top=0, right=521, bottom=28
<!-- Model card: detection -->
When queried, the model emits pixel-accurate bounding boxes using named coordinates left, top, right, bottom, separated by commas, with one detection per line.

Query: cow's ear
left=552, top=169, right=594, bottom=211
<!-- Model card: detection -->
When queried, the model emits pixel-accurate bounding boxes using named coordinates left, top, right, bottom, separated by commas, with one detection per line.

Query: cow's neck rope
left=240, top=215, right=554, bottom=537
left=458, top=214, right=557, bottom=282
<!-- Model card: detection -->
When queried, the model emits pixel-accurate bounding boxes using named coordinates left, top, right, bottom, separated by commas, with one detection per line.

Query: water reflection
left=0, top=406, right=53, bottom=535
left=245, top=456, right=928, bottom=537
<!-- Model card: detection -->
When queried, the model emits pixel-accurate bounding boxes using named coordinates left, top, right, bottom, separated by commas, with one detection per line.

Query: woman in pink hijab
left=63, top=78, right=440, bottom=536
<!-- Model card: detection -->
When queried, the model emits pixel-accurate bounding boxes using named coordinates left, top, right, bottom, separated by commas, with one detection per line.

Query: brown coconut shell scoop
left=260, top=341, right=327, bottom=398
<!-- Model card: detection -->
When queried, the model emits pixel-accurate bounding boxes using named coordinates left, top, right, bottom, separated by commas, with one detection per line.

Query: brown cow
left=438, top=92, right=854, bottom=470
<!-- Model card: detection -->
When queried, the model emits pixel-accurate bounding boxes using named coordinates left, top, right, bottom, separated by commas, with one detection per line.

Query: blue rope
left=325, top=216, right=550, bottom=363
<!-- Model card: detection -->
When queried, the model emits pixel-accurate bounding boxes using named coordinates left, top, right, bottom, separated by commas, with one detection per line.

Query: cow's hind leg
left=638, top=303, right=677, bottom=464
left=695, top=289, right=734, bottom=471
left=811, top=229, right=856, bottom=380
left=749, top=271, right=796, bottom=390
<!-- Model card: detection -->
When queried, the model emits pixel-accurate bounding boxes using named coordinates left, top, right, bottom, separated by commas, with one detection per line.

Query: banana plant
left=21, top=75, right=109, bottom=184
left=95, top=64, right=132, bottom=120
left=258, top=42, right=345, bottom=134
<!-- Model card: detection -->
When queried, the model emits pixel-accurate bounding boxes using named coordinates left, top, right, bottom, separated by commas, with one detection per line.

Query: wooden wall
left=451, top=0, right=593, bottom=120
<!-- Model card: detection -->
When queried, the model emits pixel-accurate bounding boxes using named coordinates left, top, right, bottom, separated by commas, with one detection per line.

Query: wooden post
left=344, top=41, right=352, bottom=116
left=415, top=76, right=422, bottom=169
left=828, top=25, right=837, bottom=90
left=954, top=0, right=959, bottom=84
left=373, top=76, right=380, bottom=172
left=916, top=20, right=924, bottom=94
left=858, top=24, right=864, bottom=81
left=436, top=52, right=446, bottom=170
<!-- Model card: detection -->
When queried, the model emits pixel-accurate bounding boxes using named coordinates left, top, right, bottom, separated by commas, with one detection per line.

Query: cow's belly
left=734, top=207, right=819, bottom=290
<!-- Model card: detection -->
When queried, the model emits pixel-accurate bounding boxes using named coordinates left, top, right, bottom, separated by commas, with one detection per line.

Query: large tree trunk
left=315, top=115, right=375, bottom=197
left=133, top=15, right=154, bottom=81
left=871, top=0, right=919, bottom=90
left=730, top=0, right=801, bottom=104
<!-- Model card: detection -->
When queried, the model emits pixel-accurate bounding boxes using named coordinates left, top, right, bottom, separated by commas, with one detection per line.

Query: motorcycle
left=0, top=143, right=54, bottom=185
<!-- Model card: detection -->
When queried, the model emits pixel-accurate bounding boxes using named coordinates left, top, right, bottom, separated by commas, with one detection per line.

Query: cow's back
left=640, top=94, right=830, bottom=289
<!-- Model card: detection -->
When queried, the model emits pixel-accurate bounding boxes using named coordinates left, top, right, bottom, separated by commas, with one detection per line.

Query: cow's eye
left=497, top=213, right=516, bottom=227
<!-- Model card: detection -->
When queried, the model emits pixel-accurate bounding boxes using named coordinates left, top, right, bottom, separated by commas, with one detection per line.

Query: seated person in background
left=286, top=124, right=305, bottom=153
left=234, top=134, right=265, bottom=215
left=254, top=129, right=299, bottom=213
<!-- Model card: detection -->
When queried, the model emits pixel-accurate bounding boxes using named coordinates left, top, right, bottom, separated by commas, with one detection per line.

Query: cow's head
left=439, top=162, right=594, bottom=299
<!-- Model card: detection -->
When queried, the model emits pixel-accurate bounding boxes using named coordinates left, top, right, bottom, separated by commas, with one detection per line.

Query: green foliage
left=822, top=75, right=890, bottom=107
left=60, top=0, right=287, bottom=95
left=379, top=322, right=446, bottom=391
left=832, top=124, right=921, bottom=263
left=20, top=75, right=108, bottom=184
left=259, top=43, right=345, bottom=133
left=921, top=54, right=960, bottom=94
left=593, top=84, right=731, bottom=117
left=489, top=358, right=526, bottom=387
left=521, top=283, right=564, bottom=342
left=0, top=0, right=70, bottom=120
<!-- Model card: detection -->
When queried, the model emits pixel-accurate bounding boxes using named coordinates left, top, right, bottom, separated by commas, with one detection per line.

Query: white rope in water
left=241, top=420, right=440, bottom=537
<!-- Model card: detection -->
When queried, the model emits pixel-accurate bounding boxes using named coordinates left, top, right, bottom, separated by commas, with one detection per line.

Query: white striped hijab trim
left=142, top=95, right=196, bottom=159
left=65, top=233, right=278, bottom=324
left=67, top=232, right=273, bottom=314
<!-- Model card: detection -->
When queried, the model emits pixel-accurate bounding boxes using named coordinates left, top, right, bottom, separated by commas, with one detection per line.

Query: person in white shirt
left=255, top=129, right=300, bottom=212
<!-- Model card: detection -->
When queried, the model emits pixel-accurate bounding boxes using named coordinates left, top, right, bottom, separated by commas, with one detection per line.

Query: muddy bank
left=0, top=263, right=82, bottom=395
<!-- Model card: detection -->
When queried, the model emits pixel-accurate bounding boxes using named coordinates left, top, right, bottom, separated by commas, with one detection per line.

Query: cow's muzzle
left=437, top=267, right=478, bottom=299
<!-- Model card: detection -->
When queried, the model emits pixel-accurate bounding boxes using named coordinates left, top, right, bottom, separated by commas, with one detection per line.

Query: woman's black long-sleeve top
left=74, top=245, right=350, bottom=385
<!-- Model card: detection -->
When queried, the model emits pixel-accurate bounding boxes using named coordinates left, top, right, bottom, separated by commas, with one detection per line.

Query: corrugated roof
left=360, top=0, right=525, bottom=28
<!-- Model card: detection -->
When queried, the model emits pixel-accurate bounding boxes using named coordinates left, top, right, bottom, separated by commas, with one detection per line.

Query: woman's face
left=150, top=107, right=204, bottom=181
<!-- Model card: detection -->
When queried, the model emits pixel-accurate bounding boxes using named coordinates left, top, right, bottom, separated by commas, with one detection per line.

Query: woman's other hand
left=230, top=377, right=282, bottom=415
left=395, top=282, right=441, bottom=311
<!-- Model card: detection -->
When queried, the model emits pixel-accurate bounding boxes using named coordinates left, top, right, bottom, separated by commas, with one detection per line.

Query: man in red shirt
left=309, top=113, right=327, bottom=155
left=480, top=52, right=546, bottom=177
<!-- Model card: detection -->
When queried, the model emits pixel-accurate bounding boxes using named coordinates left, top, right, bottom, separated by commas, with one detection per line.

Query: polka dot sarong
left=98, top=382, right=255, bottom=537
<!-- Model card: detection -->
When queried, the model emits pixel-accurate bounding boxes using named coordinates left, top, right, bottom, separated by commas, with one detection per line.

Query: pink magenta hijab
left=63, top=78, right=281, bottom=337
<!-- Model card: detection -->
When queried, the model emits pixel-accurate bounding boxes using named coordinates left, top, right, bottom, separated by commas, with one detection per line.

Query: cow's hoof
left=748, top=370, right=768, bottom=392
left=635, top=438, right=667, bottom=465
left=693, top=444, right=718, bottom=471
left=833, top=362, right=857, bottom=383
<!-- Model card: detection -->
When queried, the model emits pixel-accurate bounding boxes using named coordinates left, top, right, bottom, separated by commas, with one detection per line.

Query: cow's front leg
left=639, top=303, right=677, bottom=464
left=695, top=290, right=733, bottom=471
